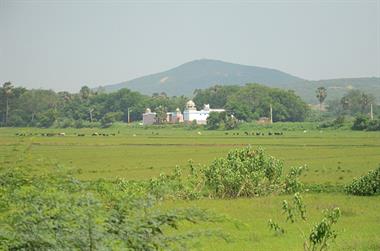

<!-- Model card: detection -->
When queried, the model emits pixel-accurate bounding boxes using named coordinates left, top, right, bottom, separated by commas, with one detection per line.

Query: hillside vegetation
left=101, top=59, right=380, bottom=104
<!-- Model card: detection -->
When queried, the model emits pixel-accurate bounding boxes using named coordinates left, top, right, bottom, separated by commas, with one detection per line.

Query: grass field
left=1, top=124, right=379, bottom=250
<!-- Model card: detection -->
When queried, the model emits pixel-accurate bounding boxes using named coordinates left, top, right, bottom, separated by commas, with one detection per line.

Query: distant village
left=143, top=100, right=226, bottom=125
left=143, top=100, right=273, bottom=125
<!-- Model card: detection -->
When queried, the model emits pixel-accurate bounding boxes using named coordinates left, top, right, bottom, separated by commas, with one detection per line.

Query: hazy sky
left=0, top=0, right=379, bottom=92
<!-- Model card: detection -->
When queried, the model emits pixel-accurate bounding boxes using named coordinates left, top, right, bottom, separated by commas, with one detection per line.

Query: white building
left=166, top=108, right=184, bottom=123
left=142, top=108, right=156, bottom=125
left=183, top=100, right=225, bottom=125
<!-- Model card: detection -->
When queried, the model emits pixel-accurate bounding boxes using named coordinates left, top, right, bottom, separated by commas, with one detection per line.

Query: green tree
left=2, top=82, right=13, bottom=125
left=206, top=112, right=221, bottom=130
left=38, top=109, right=58, bottom=127
left=360, top=93, right=370, bottom=113
left=101, top=111, right=123, bottom=127
left=155, top=105, right=167, bottom=124
left=80, top=85, right=91, bottom=100
left=19, top=90, right=59, bottom=125
left=316, top=87, right=327, bottom=111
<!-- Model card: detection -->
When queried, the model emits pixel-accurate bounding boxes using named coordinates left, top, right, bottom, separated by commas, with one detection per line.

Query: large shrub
left=351, top=115, right=369, bottom=130
left=345, top=165, right=380, bottom=196
left=203, top=146, right=284, bottom=198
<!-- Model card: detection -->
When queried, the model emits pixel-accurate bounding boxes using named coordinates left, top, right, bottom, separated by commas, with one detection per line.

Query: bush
left=366, top=119, right=380, bottom=131
left=203, top=146, right=283, bottom=198
left=345, top=165, right=380, bottom=196
left=284, top=166, right=307, bottom=194
left=318, top=116, right=346, bottom=129
left=0, top=165, right=223, bottom=250
left=352, top=115, right=369, bottom=130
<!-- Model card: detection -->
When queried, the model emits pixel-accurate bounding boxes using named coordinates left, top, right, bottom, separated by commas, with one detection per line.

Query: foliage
left=351, top=115, right=380, bottom=131
left=318, top=116, right=346, bottom=129
left=193, top=85, right=240, bottom=109
left=225, top=84, right=309, bottom=122
left=0, top=164, right=223, bottom=250
left=101, top=112, right=123, bottom=127
left=268, top=219, right=285, bottom=235
left=205, top=111, right=238, bottom=130
left=345, top=165, right=380, bottom=196
left=305, top=208, right=341, bottom=251
left=205, top=112, right=221, bottom=130
left=202, top=146, right=284, bottom=198
left=130, top=146, right=306, bottom=200
left=0, top=83, right=188, bottom=128
left=187, top=84, right=309, bottom=122
left=366, top=119, right=380, bottom=131
left=327, top=90, right=376, bottom=117
left=268, top=193, right=341, bottom=251
left=38, top=109, right=59, bottom=128
left=284, top=166, right=307, bottom=194
left=351, top=115, right=369, bottom=130
left=155, top=105, right=167, bottom=124
left=316, top=87, right=327, bottom=110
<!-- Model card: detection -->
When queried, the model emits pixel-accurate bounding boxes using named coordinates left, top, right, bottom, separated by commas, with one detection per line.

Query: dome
left=145, top=108, right=151, bottom=113
left=186, top=100, right=196, bottom=109
left=176, top=107, right=181, bottom=112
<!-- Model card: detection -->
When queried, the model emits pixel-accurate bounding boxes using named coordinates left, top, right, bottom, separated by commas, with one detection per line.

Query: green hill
left=102, top=59, right=380, bottom=104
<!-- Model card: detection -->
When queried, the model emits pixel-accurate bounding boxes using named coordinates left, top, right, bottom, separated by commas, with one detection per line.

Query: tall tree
left=316, top=87, right=327, bottom=111
left=79, top=85, right=91, bottom=100
left=155, top=105, right=167, bottom=124
left=2, top=82, right=13, bottom=125
left=360, top=93, right=370, bottom=113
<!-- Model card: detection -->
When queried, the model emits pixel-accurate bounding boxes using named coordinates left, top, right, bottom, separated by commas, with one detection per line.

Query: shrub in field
left=345, top=165, right=380, bottom=196
left=284, top=165, right=307, bottom=194
left=203, top=146, right=284, bottom=198
left=0, top=166, right=223, bottom=251
left=268, top=193, right=341, bottom=251
left=366, top=119, right=380, bottom=131
left=305, top=208, right=341, bottom=251
left=351, top=115, right=369, bottom=130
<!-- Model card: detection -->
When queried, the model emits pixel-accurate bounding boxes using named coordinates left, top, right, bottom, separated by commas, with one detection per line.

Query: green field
left=1, top=125, right=380, bottom=250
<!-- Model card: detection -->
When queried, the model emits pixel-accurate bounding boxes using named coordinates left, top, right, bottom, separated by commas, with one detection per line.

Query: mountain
left=104, top=59, right=304, bottom=94
left=296, top=77, right=380, bottom=104
left=102, top=59, right=380, bottom=104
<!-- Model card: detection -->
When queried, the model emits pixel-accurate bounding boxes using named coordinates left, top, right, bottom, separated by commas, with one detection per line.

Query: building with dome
left=166, top=108, right=184, bottom=124
left=183, top=100, right=225, bottom=125
left=142, top=108, right=157, bottom=125
left=142, top=107, right=184, bottom=125
left=142, top=101, right=224, bottom=125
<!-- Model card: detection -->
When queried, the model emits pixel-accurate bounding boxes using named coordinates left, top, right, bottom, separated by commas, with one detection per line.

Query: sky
left=0, top=0, right=379, bottom=92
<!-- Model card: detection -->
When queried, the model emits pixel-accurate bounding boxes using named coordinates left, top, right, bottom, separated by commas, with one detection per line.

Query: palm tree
left=340, top=96, right=350, bottom=111
left=360, top=93, right=370, bottom=113
left=2, top=82, right=13, bottom=125
left=316, top=87, right=327, bottom=111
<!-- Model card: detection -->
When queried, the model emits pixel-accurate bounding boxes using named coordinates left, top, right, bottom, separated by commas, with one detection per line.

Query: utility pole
left=270, top=104, right=273, bottom=124
left=127, top=108, right=131, bottom=123
left=370, top=104, right=373, bottom=120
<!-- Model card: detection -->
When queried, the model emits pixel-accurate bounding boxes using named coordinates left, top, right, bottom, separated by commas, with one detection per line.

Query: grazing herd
left=15, top=131, right=284, bottom=137
left=225, top=131, right=284, bottom=136
left=15, top=132, right=117, bottom=137
left=15, top=132, right=66, bottom=137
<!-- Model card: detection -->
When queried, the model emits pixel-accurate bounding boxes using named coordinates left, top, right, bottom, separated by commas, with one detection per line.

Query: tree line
left=0, top=82, right=311, bottom=128
left=1, top=81, right=378, bottom=128
left=194, top=84, right=309, bottom=122
left=0, top=82, right=188, bottom=128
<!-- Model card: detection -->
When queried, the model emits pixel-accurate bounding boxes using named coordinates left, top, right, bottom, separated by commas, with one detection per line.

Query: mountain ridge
left=100, top=59, right=380, bottom=104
